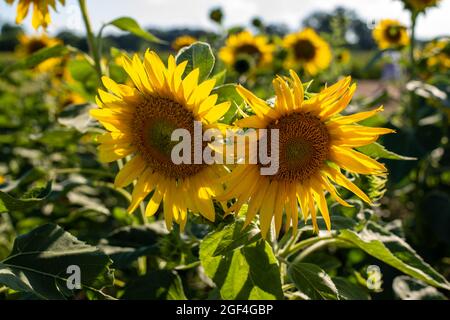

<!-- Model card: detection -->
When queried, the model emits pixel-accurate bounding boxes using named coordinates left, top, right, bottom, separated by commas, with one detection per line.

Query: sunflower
left=401, top=0, right=441, bottom=11
left=424, top=38, right=450, bottom=70
left=283, top=28, right=332, bottom=76
left=16, top=33, right=62, bottom=72
left=90, top=51, right=230, bottom=230
left=5, top=0, right=65, bottom=30
left=373, top=19, right=409, bottom=50
left=218, top=71, right=394, bottom=238
left=61, top=92, right=85, bottom=108
left=336, top=49, right=351, bottom=65
left=219, top=31, right=274, bottom=73
left=172, top=35, right=197, bottom=52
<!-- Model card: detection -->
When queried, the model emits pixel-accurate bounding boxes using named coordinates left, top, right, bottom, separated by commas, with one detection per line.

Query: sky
left=0, top=0, right=449, bottom=39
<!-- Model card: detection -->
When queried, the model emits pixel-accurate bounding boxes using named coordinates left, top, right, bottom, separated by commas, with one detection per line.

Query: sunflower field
left=0, top=0, right=449, bottom=302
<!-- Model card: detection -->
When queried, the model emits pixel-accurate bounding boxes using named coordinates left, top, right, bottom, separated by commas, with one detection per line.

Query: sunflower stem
left=279, top=235, right=334, bottom=259
left=78, top=0, right=102, bottom=81
left=294, top=238, right=340, bottom=261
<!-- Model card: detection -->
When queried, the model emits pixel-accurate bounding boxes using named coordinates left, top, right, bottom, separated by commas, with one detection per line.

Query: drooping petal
left=114, top=155, right=147, bottom=188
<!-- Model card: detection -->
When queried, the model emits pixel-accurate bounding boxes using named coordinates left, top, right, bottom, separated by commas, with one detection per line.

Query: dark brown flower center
left=385, top=26, right=403, bottom=43
left=293, top=39, right=316, bottom=61
left=264, top=111, right=330, bottom=182
left=235, top=44, right=262, bottom=59
left=27, top=40, right=47, bottom=54
left=132, top=96, right=206, bottom=179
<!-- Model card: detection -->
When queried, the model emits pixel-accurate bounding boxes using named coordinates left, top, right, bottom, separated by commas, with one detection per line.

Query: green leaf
left=0, top=181, right=52, bottom=213
left=0, top=224, right=114, bottom=299
left=68, top=58, right=96, bottom=82
left=288, top=262, right=339, bottom=300
left=339, top=221, right=450, bottom=291
left=212, top=83, right=244, bottom=105
left=1, top=45, right=69, bottom=75
left=332, top=277, right=370, bottom=300
left=122, top=270, right=186, bottom=300
left=176, top=42, right=215, bottom=82
left=200, top=220, right=282, bottom=300
left=212, top=69, right=227, bottom=86
left=0, top=213, right=15, bottom=260
left=356, top=142, right=416, bottom=160
left=99, top=222, right=168, bottom=268
left=211, top=219, right=261, bottom=257
left=212, top=84, right=244, bottom=124
left=303, top=252, right=342, bottom=272
left=108, top=17, right=165, bottom=44
left=58, top=103, right=96, bottom=133
left=393, top=276, right=447, bottom=300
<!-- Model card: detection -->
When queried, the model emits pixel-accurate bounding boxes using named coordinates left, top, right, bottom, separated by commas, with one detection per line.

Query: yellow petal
left=235, top=115, right=268, bottom=128
left=192, top=79, right=216, bottom=109
left=114, top=155, right=146, bottom=188
left=287, top=184, right=299, bottom=234
left=330, top=146, right=386, bottom=174
left=236, top=85, right=278, bottom=119
left=296, top=183, right=310, bottom=221
left=324, top=166, right=372, bottom=205
left=145, top=187, right=164, bottom=217
left=182, top=68, right=200, bottom=102
left=144, top=50, right=165, bottom=90
left=330, top=106, right=384, bottom=125
left=102, top=76, right=134, bottom=97
left=121, top=55, right=147, bottom=94
left=244, top=178, right=270, bottom=228
left=203, top=102, right=230, bottom=123
left=307, top=190, right=319, bottom=233
left=259, top=180, right=277, bottom=239
left=16, top=0, right=31, bottom=24
left=98, top=144, right=135, bottom=163
left=163, top=180, right=174, bottom=230
left=273, top=181, right=285, bottom=236
left=197, top=94, right=218, bottom=115
left=127, top=169, right=158, bottom=213
left=310, top=180, right=331, bottom=230
left=289, top=69, right=304, bottom=109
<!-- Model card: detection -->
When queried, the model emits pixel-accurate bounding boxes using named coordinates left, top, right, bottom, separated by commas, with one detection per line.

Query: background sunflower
left=16, top=33, right=62, bottom=71
left=172, top=35, right=197, bottom=52
left=283, top=28, right=332, bottom=76
left=373, top=19, right=410, bottom=50
left=219, top=30, right=274, bottom=73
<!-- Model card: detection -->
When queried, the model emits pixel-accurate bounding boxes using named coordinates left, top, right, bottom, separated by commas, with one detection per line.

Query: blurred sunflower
left=219, top=31, right=274, bottom=73
left=5, top=0, right=65, bottom=30
left=401, top=0, right=441, bottom=11
left=16, top=33, right=62, bottom=72
left=61, top=92, right=85, bottom=108
left=91, top=51, right=230, bottom=230
left=172, top=35, right=197, bottom=51
left=219, top=71, right=394, bottom=238
left=373, top=19, right=409, bottom=50
left=283, top=28, right=332, bottom=76
left=424, top=38, right=450, bottom=70
left=336, top=49, right=351, bottom=65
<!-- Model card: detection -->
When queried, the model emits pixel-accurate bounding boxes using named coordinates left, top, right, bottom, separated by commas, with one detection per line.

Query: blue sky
left=1, top=0, right=449, bottom=39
